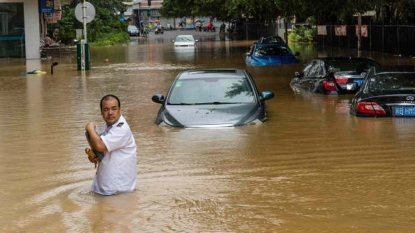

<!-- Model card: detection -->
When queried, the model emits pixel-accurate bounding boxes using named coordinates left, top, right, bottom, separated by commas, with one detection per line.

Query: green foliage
left=288, top=26, right=316, bottom=43
left=91, top=32, right=130, bottom=46
left=160, top=0, right=415, bottom=25
left=55, top=1, right=130, bottom=45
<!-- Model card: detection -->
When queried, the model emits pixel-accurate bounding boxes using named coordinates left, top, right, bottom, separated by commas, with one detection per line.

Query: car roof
left=177, top=69, right=248, bottom=80
left=176, top=35, right=194, bottom=38
left=258, top=36, right=284, bottom=41
left=255, top=42, right=288, bottom=47
left=378, top=65, right=415, bottom=72
left=318, top=56, right=377, bottom=62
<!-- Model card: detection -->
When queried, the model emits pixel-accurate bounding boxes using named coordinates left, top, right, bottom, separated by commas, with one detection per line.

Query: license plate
left=353, top=79, right=363, bottom=86
left=394, top=106, right=415, bottom=116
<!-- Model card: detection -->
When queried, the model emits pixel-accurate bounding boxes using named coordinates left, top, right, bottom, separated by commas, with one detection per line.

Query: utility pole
left=83, top=0, right=87, bottom=42
left=357, top=13, right=362, bottom=57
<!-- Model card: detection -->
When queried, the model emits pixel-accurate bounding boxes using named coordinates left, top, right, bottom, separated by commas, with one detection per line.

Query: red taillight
left=357, top=102, right=386, bottom=115
left=334, top=73, right=348, bottom=84
left=323, top=80, right=337, bottom=91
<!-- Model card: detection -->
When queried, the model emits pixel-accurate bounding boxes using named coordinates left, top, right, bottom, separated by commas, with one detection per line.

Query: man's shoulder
left=113, top=116, right=132, bottom=132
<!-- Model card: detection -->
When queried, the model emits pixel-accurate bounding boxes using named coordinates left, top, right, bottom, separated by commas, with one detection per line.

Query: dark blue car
left=245, top=43, right=299, bottom=66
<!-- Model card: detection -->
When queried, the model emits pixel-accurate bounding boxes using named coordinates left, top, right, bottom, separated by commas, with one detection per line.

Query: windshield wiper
left=193, top=102, right=238, bottom=105
left=168, top=103, right=194, bottom=105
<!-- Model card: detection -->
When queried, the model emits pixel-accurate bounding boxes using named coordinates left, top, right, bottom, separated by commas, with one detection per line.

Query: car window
left=254, top=45, right=292, bottom=56
left=307, top=60, right=324, bottom=77
left=168, top=78, right=255, bottom=104
left=326, top=59, right=380, bottom=73
left=175, top=36, right=195, bottom=42
left=302, top=61, right=314, bottom=77
left=369, top=73, right=415, bottom=92
left=307, top=63, right=320, bottom=77
left=261, top=36, right=284, bottom=43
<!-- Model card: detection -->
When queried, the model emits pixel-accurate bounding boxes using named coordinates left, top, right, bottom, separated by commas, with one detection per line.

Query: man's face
left=101, top=98, right=121, bottom=126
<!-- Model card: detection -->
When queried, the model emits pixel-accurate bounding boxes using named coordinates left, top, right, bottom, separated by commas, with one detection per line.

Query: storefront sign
left=40, top=0, right=54, bottom=14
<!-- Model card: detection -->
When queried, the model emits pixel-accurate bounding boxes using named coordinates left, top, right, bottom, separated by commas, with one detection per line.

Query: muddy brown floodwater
left=1, top=31, right=415, bottom=233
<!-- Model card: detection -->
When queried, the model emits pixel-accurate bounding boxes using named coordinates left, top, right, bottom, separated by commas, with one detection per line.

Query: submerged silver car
left=173, top=35, right=197, bottom=48
left=127, top=25, right=139, bottom=36
left=151, top=69, right=275, bottom=128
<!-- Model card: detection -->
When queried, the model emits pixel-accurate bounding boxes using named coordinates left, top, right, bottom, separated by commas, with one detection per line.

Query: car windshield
left=175, top=36, right=195, bottom=42
left=254, top=45, right=292, bottom=56
left=261, top=36, right=284, bottom=43
left=368, top=73, right=415, bottom=93
left=168, top=77, right=255, bottom=105
left=326, top=59, right=380, bottom=73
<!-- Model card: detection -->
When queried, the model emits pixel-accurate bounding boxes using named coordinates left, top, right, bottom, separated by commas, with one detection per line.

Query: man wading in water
left=85, top=94, right=137, bottom=195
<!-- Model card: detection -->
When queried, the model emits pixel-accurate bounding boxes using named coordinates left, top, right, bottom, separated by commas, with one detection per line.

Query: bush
left=92, top=32, right=130, bottom=46
left=288, top=26, right=316, bottom=43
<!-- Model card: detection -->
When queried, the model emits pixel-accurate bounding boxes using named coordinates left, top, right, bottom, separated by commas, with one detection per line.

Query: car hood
left=248, top=55, right=298, bottom=66
left=162, top=103, right=261, bottom=127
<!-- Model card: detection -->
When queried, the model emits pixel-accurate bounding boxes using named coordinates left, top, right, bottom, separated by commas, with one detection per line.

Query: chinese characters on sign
left=335, top=25, right=347, bottom=36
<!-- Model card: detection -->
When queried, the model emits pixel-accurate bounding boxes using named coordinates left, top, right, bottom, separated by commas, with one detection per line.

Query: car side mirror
left=261, top=91, right=275, bottom=100
left=152, top=94, right=165, bottom=104
left=246, top=52, right=251, bottom=56
left=294, top=71, right=302, bottom=77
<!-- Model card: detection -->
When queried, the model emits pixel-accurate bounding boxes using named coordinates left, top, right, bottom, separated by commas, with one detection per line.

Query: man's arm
left=85, top=122, right=107, bottom=152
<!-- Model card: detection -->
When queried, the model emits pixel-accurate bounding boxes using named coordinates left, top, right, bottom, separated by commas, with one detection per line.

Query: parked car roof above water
left=151, top=69, right=275, bottom=128
left=245, top=42, right=299, bottom=66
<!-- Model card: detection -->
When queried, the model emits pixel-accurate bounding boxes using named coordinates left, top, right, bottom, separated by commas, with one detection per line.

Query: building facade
left=0, top=0, right=64, bottom=60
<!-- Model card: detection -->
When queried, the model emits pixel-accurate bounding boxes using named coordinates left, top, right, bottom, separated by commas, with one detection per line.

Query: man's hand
left=85, top=148, right=100, bottom=165
left=85, top=122, right=96, bottom=132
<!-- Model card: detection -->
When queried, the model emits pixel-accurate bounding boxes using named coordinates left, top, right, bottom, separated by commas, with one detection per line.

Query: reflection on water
left=1, top=32, right=415, bottom=232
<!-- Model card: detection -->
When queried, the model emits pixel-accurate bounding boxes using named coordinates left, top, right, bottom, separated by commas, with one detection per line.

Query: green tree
left=56, top=0, right=129, bottom=45
left=161, top=0, right=415, bottom=25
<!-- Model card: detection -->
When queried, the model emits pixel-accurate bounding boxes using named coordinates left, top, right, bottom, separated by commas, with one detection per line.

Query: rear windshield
left=369, top=73, right=415, bottom=93
left=326, top=59, right=380, bottom=73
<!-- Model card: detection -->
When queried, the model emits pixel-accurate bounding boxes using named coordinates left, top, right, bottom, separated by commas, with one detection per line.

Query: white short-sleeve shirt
left=91, top=115, right=137, bottom=195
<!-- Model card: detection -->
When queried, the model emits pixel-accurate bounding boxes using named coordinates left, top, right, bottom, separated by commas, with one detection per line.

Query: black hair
left=100, top=94, right=121, bottom=110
